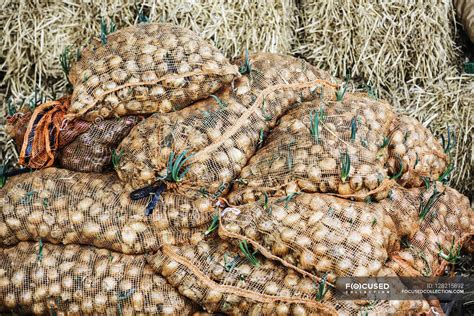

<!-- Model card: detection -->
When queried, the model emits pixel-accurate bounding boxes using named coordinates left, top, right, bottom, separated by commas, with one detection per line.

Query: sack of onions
left=386, top=115, right=449, bottom=188
left=66, top=23, right=239, bottom=121
left=219, top=192, right=398, bottom=282
left=228, top=95, right=396, bottom=204
left=0, top=168, right=207, bottom=253
left=146, top=238, right=429, bottom=315
left=386, top=182, right=473, bottom=277
left=115, top=53, right=337, bottom=224
left=0, top=242, right=198, bottom=314
left=57, top=116, right=141, bottom=172
left=147, top=238, right=338, bottom=315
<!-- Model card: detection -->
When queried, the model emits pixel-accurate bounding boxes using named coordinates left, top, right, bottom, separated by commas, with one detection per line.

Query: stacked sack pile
left=1, top=23, right=472, bottom=315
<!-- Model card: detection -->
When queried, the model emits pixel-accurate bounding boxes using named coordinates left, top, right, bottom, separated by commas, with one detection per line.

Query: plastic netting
left=6, top=107, right=33, bottom=151
left=386, top=115, right=448, bottom=188
left=58, top=116, right=141, bottom=172
left=219, top=192, right=397, bottom=283
left=0, top=168, right=209, bottom=253
left=386, top=182, right=473, bottom=277
left=116, top=52, right=337, bottom=198
left=227, top=96, right=395, bottom=204
left=0, top=241, right=198, bottom=315
left=9, top=98, right=92, bottom=169
left=146, top=238, right=429, bottom=315
left=67, top=23, right=239, bottom=121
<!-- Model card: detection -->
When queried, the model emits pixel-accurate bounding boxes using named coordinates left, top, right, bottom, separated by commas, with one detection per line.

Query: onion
left=393, top=143, right=406, bottom=156
left=276, top=303, right=290, bottom=315
left=353, top=265, right=369, bottom=277
left=121, top=226, right=137, bottom=245
left=315, top=257, right=332, bottom=272
left=70, top=211, right=84, bottom=225
left=272, top=242, right=289, bottom=256
left=12, top=270, right=25, bottom=286
left=292, top=304, right=307, bottom=316
left=280, top=228, right=297, bottom=242
left=33, top=286, right=47, bottom=301
left=102, top=276, right=117, bottom=291
left=82, top=222, right=101, bottom=239
left=264, top=281, right=279, bottom=295
left=319, top=158, right=337, bottom=170
left=367, top=260, right=382, bottom=275
left=19, top=290, right=33, bottom=305
left=94, top=293, right=107, bottom=312
left=162, top=260, right=179, bottom=276
left=346, top=231, right=363, bottom=244
left=336, top=258, right=353, bottom=274
left=349, top=175, right=363, bottom=191
left=132, top=291, right=144, bottom=311
left=215, top=151, right=229, bottom=165
left=282, top=213, right=300, bottom=226
left=299, top=250, right=316, bottom=270
left=4, top=293, right=16, bottom=308
left=338, top=183, right=353, bottom=195
left=206, top=289, right=223, bottom=303
left=228, top=147, right=245, bottom=164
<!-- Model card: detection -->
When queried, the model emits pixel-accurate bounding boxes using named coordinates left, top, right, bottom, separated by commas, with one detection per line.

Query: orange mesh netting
left=226, top=96, right=396, bottom=204
left=67, top=23, right=239, bottom=121
left=146, top=237, right=429, bottom=315
left=0, top=242, right=198, bottom=314
left=16, top=97, right=92, bottom=169
left=0, top=168, right=209, bottom=254
left=386, top=182, right=473, bottom=277
left=19, top=97, right=71, bottom=169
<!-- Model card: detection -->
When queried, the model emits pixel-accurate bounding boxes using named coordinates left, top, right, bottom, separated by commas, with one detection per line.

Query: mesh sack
left=0, top=241, right=198, bottom=315
left=386, top=182, right=473, bottom=277
left=6, top=107, right=33, bottom=151
left=0, top=168, right=208, bottom=254
left=454, top=0, right=474, bottom=42
left=146, top=237, right=429, bottom=315
left=227, top=95, right=396, bottom=205
left=219, top=192, right=398, bottom=283
left=386, top=115, right=448, bottom=188
left=116, top=52, right=336, bottom=193
left=66, top=23, right=239, bottom=121
left=58, top=116, right=141, bottom=172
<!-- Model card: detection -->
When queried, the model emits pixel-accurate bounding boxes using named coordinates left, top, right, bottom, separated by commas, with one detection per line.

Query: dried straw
left=296, top=0, right=472, bottom=194
left=295, top=0, right=462, bottom=95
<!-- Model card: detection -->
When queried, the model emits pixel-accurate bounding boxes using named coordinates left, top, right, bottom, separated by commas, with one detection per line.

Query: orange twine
left=19, top=97, right=70, bottom=169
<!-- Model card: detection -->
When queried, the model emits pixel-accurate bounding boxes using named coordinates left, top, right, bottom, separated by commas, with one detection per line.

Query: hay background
left=0, top=0, right=472, bottom=196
